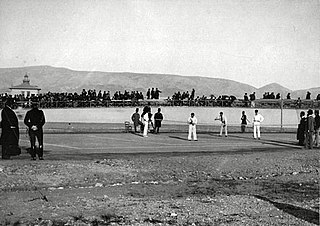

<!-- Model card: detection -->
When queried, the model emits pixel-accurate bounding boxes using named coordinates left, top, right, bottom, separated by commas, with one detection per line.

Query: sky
left=0, top=0, right=319, bottom=90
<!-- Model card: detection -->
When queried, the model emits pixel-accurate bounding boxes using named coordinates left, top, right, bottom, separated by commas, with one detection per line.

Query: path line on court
left=86, top=134, right=137, bottom=142
left=20, top=138, right=83, bottom=150
left=65, top=143, right=275, bottom=150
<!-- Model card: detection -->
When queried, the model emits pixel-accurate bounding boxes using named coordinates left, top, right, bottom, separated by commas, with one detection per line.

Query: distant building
left=10, top=74, right=41, bottom=97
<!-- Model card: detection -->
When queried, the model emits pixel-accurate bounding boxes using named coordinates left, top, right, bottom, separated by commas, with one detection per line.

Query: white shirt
left=188, top=116, right=197, bottom=126
left=253, top=114, right=264, bottom=125
left=215, top=115, right=227, bottom=125
left=142, top=113, right=149, bottom=125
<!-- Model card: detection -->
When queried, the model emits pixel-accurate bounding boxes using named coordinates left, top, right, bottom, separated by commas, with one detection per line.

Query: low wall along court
left=15, top=107, right=303, bottom=128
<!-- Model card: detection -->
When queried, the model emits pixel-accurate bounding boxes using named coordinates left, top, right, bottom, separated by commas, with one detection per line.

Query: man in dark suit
left=131, top=108, right=142, bottom=133
left=24, top=100, right=46, bottom=160
left=154, top=108, right=164, bottom=134
left=305, top=109, right=315, bottom=149
left=0, top=97, right=19, bottom=159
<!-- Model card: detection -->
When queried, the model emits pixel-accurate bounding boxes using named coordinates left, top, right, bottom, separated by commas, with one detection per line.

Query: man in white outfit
left=253, top=109, right=264, bottom=139
left=188, top=113, right=197, bottom=141
left=142, top=111, right=149, bottom=137
left=215, top=112, right=228, bottom=137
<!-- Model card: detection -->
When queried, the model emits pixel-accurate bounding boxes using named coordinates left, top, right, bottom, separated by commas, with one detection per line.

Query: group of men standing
left=1, top=98, right=45, bottom=160
left=297, top=109, right=320, bottom=149
left=132, top=107, right=266, bottom=141
left=187, top=109, right=264, bottom=141
left=131, top=106, right=164, bottom=137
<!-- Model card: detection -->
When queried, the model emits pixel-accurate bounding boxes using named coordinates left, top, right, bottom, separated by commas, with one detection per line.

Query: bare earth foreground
left=0, top=131, right=319, bottom=226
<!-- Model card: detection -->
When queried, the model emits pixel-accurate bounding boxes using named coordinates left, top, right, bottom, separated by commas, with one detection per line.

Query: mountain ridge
left=0, top=65, right=319, bottom=99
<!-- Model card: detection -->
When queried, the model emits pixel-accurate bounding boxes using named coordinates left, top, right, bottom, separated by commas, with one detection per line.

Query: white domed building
left=10, top=74, right=41, bottom=97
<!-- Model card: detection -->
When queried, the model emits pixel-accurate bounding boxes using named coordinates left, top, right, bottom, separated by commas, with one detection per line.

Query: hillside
left=0, top=65, right=319, bottom=99
left=291, top=87, right=320, bottom=100
left=256, top=83, right=292, bottom=99
left=0, top=66, right=256, bottom=98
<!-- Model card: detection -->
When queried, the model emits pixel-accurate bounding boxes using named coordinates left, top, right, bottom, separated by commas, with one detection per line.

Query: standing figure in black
left=240, top=111, right=250, bottom=133
left=305, top=109, right=315, bottom=149
left=306, top=91, right=311, bottom=100
left=24, top=101, right=46, bottom=160
left=146, top=88, right=151, bottom=99
left=131, top=108, right=142, bottom=133
left=243, top=93, right=249, bottom=107
left=297, top=111, right=306, bottom=146
left=154, top=108, right=164, bottom=134
left=0, top=98, right=20, bottom=159
left=151, top=88, right=155, bottom=99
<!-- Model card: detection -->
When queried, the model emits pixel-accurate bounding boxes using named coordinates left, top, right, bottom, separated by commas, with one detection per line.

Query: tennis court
left=17, top=131, right=301, bottom=160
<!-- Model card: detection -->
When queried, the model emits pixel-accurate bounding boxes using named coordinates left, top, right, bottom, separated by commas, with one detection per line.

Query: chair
left=124, top=121, right=132, bottom=133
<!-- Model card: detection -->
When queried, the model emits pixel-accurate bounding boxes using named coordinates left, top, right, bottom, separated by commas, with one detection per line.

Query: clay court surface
left=17, top=131, right=300, bottom=159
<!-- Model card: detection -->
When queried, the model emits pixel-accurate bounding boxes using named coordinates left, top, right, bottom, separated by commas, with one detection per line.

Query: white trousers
left=253, top=125, right=261, bottom=138
left=220, top=125, right=228, bottom=136
left=188, top=125, right=197, bottom=140
left=143, top=122, right=148, bottom=137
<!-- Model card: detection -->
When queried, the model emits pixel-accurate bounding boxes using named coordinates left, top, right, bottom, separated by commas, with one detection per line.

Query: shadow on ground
left=254, top=195, right=319, bottom=225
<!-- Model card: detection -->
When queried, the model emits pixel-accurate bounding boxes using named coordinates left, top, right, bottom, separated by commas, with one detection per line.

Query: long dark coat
left=297, top=117, right=306, bottom=144
left=0, top=106, right=19, bottom=146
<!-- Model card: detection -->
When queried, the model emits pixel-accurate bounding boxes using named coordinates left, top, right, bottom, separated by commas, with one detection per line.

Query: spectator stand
left=0, top=89, right=319, bottom=110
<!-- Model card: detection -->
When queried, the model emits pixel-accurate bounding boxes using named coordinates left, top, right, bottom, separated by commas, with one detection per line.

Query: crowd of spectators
left=0, top=88, right=319, bottom=109
left=0, top=89, right=145, bottom=103
left=259, top=91, right=320, bottom=101
left=168, top=89, right=239, bottom=107
left=262, top=92, right=281, bottom=99
left=170, top=89, right=195, bottom=101
left=146, top=88, right=162, bottom=99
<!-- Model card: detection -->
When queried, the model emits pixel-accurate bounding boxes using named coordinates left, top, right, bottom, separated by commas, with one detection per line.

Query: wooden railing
left=0, top=99, right=319, bottom=109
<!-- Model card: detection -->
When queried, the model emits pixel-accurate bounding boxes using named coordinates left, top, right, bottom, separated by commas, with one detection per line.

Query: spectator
left=155, top=88, right=161, bottom=99
left=249, top=92, right=256, bottom=107
left=314, top=109, right=320, bottom=147
left=306, top=91, right=311, bottom=100
left=151, top=88, right=155, bottom=99
left=0, top=97, right=20, bottom=159
left=24, top=100, right=46, bottom=160
left=296, top=97, right=302, bottom=108
left=287, top=93, right=291, bottom=99
left=305, top=109, right=315, bottom=149
left=146, top=88, right=151, bottom=99
left=297, top=111, right=307, bottom=146
left=190, top=89, right=195, bottom=100
left=244, top=93, right=249, bottom=107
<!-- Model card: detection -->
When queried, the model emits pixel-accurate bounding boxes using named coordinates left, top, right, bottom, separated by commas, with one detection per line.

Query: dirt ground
left=0, top=132, right=319, bottom=225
